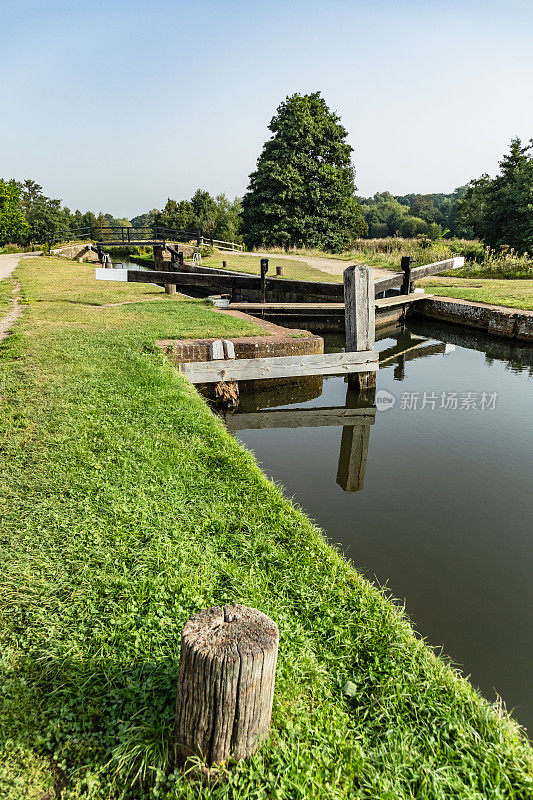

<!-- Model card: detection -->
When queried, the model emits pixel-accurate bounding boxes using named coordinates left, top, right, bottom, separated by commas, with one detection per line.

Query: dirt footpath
left=0, top=253, right=39, bottom=343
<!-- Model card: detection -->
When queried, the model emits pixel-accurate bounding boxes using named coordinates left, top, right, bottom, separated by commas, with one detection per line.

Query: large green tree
left=0, top=179, right=28, bottom=245
left=455, top=138, right=533, bottom=252
left=242, top=92, right=367, bottom=251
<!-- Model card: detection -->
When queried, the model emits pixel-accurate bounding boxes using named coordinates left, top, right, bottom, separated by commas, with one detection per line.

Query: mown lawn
left=201, top=252, right=343, bottom=282
left=0, top=257, right=531, bottom=800
left=420, top=277, right=533, bottom=311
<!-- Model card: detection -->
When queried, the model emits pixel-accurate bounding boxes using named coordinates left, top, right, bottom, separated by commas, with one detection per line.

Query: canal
left=218, top=320, right=533, bottom=734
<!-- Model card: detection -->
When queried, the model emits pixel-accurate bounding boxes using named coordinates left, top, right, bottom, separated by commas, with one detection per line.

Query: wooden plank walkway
left=179, top=350, right=379, bottom=383
left=228, top=293, right=433, bottom=313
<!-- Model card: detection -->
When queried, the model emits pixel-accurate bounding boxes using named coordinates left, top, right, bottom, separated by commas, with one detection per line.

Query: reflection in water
left=221, top=328, right=450, bottom=495
left=204, top=321, right=533, bottom=733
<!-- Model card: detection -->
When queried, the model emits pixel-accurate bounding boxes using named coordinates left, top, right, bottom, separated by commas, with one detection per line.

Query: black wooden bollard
left=260, top=258, right=269, bottom=304
left=401, top=256, right=414, bottom=295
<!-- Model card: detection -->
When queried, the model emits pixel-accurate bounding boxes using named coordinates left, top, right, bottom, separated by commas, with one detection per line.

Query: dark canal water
left=218, top=321, right=533, bottom=733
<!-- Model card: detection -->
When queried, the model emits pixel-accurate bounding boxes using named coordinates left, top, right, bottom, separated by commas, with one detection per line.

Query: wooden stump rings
left=175, top=604, right=279, bottom=765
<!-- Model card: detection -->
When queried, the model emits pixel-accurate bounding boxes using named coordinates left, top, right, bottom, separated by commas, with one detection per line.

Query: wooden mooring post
left=175, top=604, right=279, bottom=765
left=343, top=264, right=376, bottom=390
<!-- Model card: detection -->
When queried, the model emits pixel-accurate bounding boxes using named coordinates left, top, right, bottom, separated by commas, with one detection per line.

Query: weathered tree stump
left=175, top=604, right=279, bottom=765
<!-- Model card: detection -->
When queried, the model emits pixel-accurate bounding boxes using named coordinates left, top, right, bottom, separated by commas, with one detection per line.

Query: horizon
left=1, top=0, right=532, bottom=218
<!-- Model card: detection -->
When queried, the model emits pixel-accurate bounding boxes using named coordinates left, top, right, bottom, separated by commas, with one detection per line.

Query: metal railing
left=49, top=226, right=243, bottom=251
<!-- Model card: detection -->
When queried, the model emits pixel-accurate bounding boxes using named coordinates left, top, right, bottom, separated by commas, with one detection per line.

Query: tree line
left=1, top=93, right=530, bottom=253
left=0, top=178, right=132, bottom=248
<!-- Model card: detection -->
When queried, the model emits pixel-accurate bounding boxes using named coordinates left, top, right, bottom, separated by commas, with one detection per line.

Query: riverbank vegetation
left=1, top=256, right=532, bottom=799
left=246, top=237, right=533, bottom=278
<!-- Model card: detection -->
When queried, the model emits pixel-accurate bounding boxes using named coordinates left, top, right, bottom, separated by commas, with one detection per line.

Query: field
left=1, top=257, right=531, bottom=800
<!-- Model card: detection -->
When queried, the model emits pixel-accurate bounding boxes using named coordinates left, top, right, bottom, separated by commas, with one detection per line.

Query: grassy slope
left=0, top=258, right=531, bottom=800
left=421, top=277, right=533, bottom=311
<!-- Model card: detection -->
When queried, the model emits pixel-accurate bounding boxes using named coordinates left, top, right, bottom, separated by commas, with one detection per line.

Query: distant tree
left=242, top=92, right=367, bottom=251
left=398, top=215, right=428, bottom=238
left=130, top=209, right=159, bottom=228
left=191, top=189, right=218, bottom=233
left=80, top=211, right=97, bottom=233
left=426, top=222, right=444, bottom=240
left=155, top=199, right=196, bottom=232
left=102, top=215, right=131, bottom=228
left=455, top=138, right=533, bottom=252
left=154, top=191, right=240, bottom=241
left=408, top=194, right=437, bottom=223
left=28, top=196, right=72, bottom=243
left=213, top=194, right=242, bottom=243
left=0, top=179, right=28, bottom=244
left=20, top=179, right=43, bottom=216
left=360, top=192, right=408, bottom=237
left=93, top=212, right=110, bottom=240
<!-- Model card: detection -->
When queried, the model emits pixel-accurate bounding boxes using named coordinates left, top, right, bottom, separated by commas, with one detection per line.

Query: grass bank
left=1, top=257, right=531, bottom=800
left=421, top=277, right=533, bottom=311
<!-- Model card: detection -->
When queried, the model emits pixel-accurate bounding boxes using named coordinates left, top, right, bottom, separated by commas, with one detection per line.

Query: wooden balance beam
left=179, top=349, right=379, bottom=384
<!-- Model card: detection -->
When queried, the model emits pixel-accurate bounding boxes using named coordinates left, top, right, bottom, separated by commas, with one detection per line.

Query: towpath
left=0, top=252, right=40, bottom=344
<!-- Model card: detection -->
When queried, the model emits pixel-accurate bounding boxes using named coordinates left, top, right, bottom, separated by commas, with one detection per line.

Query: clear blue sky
left=1, top=0, right=531, bottom=217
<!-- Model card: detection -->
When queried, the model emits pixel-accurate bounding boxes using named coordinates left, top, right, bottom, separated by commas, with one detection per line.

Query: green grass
left=133, top=252, right=342, bottom=282
left=1, top=257, right=531, bottom=799
left=199, top=253, right=343, bottom=283
left=421, top=277, right=533, bottom=311
left=0, top=277, right=16, bottom=316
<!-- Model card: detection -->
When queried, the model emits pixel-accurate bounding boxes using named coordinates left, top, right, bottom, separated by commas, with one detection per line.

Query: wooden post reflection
left=336, top=423, right=372, bottom=492
left=336, top=384, right=375, bottom=493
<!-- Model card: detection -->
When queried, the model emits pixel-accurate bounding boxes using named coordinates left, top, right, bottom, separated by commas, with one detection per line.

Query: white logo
left=376, top=389, right=396, bottom=411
